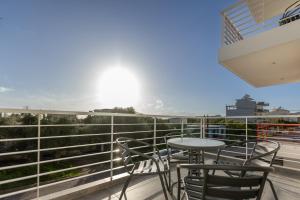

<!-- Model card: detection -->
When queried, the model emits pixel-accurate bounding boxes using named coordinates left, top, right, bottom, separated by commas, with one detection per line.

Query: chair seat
left=134, top=157, right=169, bottom=174
left=170, top=152, right=189, bottom=162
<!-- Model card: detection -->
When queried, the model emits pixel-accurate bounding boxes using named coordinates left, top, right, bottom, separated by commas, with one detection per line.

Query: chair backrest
left=116, top=137, right=135, bottom=173
left=245, top=140, right=280, bottom=167
left=163, top=132, right=182, bottom=145
left=216, top=140, right=257, bottom=161
left=182, top=165, right=273, bottom=200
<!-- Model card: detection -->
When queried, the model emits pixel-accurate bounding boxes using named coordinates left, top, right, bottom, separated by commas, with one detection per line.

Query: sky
left=1, top=0, right=300, bottom=116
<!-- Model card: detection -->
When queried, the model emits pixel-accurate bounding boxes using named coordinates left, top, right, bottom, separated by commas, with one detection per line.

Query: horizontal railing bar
left=131, top=145, right=151, bottom=150
left=113, top=130, right=153, bottom=135
left=40, top=159, right=114, bottom=176
left=0, top=149, right=38, bottom=156
left=113, top=123, right=153, bottom=126
left=0, top=133, right=112, bottom=142
left=156, top=128, right=182, bottom=132
left=156, top=142, right=167, bottom=146
left=40, top=132, right=112, bottom=139
left=40, top=141, right=113, bottom=152
left=0, top=162, right=38, bottom=170
left=156, top=122, right=182, bottom=125
left=0, top=151, right=115, bottom=170
left=211, top=138, right=242, bottom=143
left=136, top=137, right=155, bottom=142
left=222, top=0, right=247, bottom=15
left=0, top=137, right=38, bottom=142
left=235, top=18, right=255, bottom=28
left=40, top=124, right=111, bottom=127
left=0, top=174, right=38, bottom=185
left=206, top=127, right=245, bottom=131
left=228, top=9, right=250, bottom=21
left=40, top=151, right=113, bottom=164
left=0, top=125, right=38, bottom=128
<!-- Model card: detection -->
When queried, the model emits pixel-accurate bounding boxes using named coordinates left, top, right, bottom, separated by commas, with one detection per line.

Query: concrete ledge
left=35, top=173, right=128, bottom=200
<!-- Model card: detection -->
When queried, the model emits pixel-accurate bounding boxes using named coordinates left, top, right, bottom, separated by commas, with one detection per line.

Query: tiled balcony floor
left=76, top=166, right=300, bottom=200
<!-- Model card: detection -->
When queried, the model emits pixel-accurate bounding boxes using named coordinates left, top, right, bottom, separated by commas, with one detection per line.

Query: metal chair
left=177, top=164, right=274, bottom=200
left=245, top=140, right=280, bottom=200
left=116, top=137, right=170, bottom=200
left=214, top=140, right=280, bottom=200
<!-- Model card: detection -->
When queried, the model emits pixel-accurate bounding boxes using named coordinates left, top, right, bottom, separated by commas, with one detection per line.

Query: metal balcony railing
left=0, top=108, right=300, bottom=199
left=221, top=0, right=300, bottom=46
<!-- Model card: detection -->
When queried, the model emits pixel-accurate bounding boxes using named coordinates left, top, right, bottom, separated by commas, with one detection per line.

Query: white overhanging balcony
left=219, top=0, right=300, bottom=87
left=0, top=108, right=300, bottom=199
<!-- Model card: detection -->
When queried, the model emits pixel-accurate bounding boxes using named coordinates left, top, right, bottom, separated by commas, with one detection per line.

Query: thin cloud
left=0, top=86, right=13, bottom=93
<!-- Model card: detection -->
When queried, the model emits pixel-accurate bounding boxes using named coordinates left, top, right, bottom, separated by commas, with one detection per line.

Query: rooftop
left=77, top=163, right=300, bottom=200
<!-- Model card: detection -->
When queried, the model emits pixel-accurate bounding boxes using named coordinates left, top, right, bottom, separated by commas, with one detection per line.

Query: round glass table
left=167, top=137, right=225, bottom=164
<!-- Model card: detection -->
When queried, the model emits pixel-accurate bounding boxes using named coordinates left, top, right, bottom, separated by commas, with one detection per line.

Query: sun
left=97, top=67, right=140, bottom=108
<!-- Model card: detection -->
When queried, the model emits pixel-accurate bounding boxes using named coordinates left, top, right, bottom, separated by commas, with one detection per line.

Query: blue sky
left=0, top=0, right=300, bottom=115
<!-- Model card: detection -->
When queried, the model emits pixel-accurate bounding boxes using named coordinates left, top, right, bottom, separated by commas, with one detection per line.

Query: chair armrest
left=117, top=137, right=164, bottom=163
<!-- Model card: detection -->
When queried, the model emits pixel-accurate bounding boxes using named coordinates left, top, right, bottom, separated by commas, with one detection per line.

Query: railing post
left=245, top=117, right=248, bottom=159
left=153, top=117, right=157, bottom=153
left=203, top=116, right=206, bottom=139
left=110, top=115, right=114, bottom=181
left=181, top=118, right=184, bottom=135
left=37, top=113, right=41, bottom=199
left=200, top=118, right=203, bottom=138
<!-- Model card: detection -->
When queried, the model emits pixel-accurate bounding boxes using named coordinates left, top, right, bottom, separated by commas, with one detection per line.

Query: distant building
left=267, top=107, right=290, bottom=115
left=226, top=94, right=269, bottom=116
left=266, top=107, right=299, bottom=122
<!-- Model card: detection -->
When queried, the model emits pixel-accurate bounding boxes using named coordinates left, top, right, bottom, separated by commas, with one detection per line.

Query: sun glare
left=97, top=67, right=140, bottom=108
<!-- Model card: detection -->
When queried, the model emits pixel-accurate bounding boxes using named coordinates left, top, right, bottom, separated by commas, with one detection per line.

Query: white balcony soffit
left=247, top=0, right=298, bottom=23
left=219, top=19, right=300, bottom=87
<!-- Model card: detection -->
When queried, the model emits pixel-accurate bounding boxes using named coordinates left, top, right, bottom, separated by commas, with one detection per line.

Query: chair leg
left=164, top=171, right=171, bottom=192
left=267, top=178, right=278, bottom=200
left=168, top=169, right=172, bottom=192
left=177, top=179, right=181, bottom=200
left=119, top=175, right=133, bottom=200
left=158, top=172, right=169, bottom=200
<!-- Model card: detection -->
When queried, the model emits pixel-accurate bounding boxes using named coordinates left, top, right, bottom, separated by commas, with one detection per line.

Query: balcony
left=219, top=0, right=300, bottom=87
left=1, top=108, right=300, bottom=200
